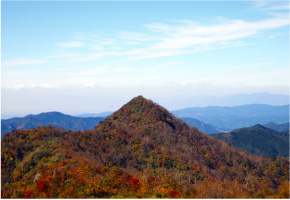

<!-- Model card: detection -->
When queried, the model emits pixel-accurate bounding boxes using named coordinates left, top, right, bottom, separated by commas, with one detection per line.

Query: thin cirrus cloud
left=57, top=16, right=289, bottom=63
left=147, top=17, right=289, bottom=50
left=2, top=58, right=48, bottom=66
left=2, top=16, right=288, bottom=70
left=252, top=0, right=289, bottom=10
left=263, top=4, right=290, bottom=10
left=57, top=41, right=84, bottom=47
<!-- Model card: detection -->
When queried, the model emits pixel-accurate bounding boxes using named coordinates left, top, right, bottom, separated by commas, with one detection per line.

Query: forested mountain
left=181, top=117, right=228, bottom=134
left=2, top=96, right=289, bottom=198
left=211, top=124, right=289, bottom=157
left=172, top=104, right=289, bottom=130
left=1, top=112, right=104, bottom=136
left=264, top=122, right=289, bottom=132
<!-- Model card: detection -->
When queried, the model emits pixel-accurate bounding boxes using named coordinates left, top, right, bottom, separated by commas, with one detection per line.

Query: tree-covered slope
left=211, top=124, right=289, bottom=157
left=1, top=112, right=104, bottom=136
left=2, top=96, right=289, bottom=198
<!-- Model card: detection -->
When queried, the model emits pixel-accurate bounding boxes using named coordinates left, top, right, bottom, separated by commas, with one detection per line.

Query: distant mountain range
left=264, top=122, right=289, bottom=132
left=2, top=104, right=289, bottom=136
left=172, top=104, right=289, bottom=131
left=75, top=111, right=113, bottom=118
left=181, top=117, right=228, bottom=134
left=1, top=112, right=104, bottom=136
left=211, top=124, right=289, bottom=157
left=2, top=92, right=289, bottom=119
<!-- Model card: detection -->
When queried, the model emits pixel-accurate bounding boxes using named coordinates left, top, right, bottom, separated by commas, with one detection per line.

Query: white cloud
left=58, top=41, right=84, bottom=47
left=252, top=0, right=289, bottom=11
left=47, top=16, right=288, bottom=65
left=150, top=17, right=289, bottom=50
left=2, top=58, right=48, bottom=66
left=46, top=53, right=79, bottom=59
left=114, top=67, right=134, bottom=72
left=234, top=62, right=273, bottom=69
left=264, top=4, right=289, bottom=10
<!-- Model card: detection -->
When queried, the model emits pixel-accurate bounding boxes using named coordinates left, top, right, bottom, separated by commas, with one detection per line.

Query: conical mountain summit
left=94, top=96, right=282, bottom=182
left=96, top=95, right=189, bottom=134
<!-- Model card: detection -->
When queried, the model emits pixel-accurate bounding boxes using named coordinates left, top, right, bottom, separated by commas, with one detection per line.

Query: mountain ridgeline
left=1, top=112, right=105, bottom=136
left=172, top=104, right=289, bottom=131
left=1, top=96, right=289, bottom=198
left=181, top=117, right=227, bottom=134
left=211, top=124, right=289, bottom=157
left=264, top=122, right=290, bottom=132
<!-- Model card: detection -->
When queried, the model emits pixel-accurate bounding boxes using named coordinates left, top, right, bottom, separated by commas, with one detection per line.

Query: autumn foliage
left=1, top=96, right=289, bottom=198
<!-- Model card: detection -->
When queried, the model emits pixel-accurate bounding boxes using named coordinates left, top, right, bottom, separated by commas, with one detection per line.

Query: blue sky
left=1, top=1, right=289, bottom=116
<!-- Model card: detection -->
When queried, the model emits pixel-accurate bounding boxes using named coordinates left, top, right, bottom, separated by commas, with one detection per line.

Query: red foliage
left=23, top=191, right=33, bottom=199
left=126, top=177, right=140, bottom=190
left=168, top=190, right=181, bottom=198
left=149, top=176, right=155, bottom=182
left=37, top=178, right=48, bottom=192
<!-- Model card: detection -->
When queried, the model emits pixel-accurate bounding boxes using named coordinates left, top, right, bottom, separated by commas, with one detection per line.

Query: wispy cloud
left=2, top=58, right=48, bottom=66
left=264, top=4, right=289, bottom=10
left=149, top=17, right=289, bottom=50
left=251, top=1, right=289, bottom=11
left=234, top=62, right=273, bottom=69
left=62, top=16, right=288, bottom=64
left=58, top=41, right=84, bottom=47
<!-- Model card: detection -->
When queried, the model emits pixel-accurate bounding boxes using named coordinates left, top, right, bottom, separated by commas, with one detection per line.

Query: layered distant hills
left=264, top=122, right=289, bottom=132
left=172, top=104, right=289, bottom=130
left=181, top=117, right=228, bottom=134
left=1, top=112, right=104, bottom=136
left=211, top=124, right=289, bottom=157
left=1, top=96, right=289, bottom=198
left=2, top=104, right=288, bottom=135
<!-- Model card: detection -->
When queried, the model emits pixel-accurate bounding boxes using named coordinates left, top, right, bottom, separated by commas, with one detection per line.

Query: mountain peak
left=133, top=95, right=146, bottom=100
left=118, top=95, right=156, bottom=115
left=252, top=124, right=266, bottom=129
left=96, top=96, right=190, bottom=133
left=108, top=96, right=166, bottom=122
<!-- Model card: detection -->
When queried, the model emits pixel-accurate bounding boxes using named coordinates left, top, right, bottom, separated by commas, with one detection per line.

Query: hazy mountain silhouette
left=1, top=112, right=104, bottom=136
left=172, top=104, right=289, bottom=130
left=264, top=122, right=289, bottom=132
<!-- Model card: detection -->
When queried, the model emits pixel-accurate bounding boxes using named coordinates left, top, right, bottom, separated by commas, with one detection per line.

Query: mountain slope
left=172, top=104, right=289, bottom=130
left=1, top=112, right=104, bottom=136
left=1, top=96, right=289, bottom=198
left=211, top=124, right=289, bottom=157
left=264, top=122, right=289, bottom=132
left=181, top=117, right=228, bottom=134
